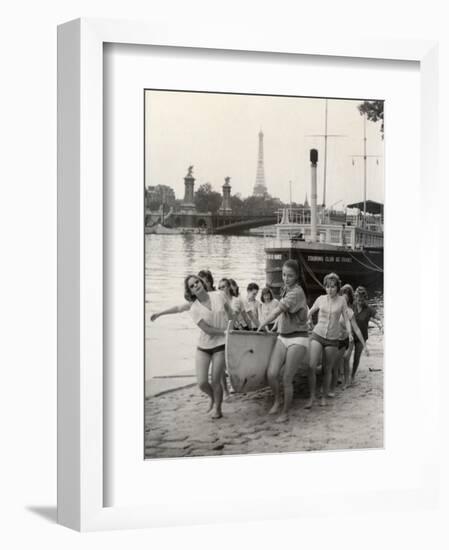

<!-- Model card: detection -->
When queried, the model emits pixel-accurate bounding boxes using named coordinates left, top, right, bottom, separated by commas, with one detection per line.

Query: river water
left=145, top=234, right=383, bottom=381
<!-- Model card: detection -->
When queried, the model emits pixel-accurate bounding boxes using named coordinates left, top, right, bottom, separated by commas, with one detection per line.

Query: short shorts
left=197, top=344, right=225, bottom=356
left=311, top=332, right=339, bottom=348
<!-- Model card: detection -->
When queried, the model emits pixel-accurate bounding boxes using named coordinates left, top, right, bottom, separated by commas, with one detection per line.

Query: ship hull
left=266, top=244, right=383, bottom=303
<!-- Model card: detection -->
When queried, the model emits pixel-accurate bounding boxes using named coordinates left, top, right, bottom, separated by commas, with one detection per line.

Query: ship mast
left=363, top=114, right=367, bottom=224
left=307, top=99, right=345, bottom=208
left=323, top=99, right=328, bottom=208
left=351, top=113, right=382, bottom=229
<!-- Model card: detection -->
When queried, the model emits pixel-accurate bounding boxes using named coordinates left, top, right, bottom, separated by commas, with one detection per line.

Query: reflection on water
left=145, top=234, right=383, bottom=380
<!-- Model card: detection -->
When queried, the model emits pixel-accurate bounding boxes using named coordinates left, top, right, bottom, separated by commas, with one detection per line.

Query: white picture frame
left=57, top=17, right=440, bottom=531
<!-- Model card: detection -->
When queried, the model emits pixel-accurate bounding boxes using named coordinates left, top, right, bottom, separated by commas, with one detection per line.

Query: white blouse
left=189, top=291, right=228, bottom=349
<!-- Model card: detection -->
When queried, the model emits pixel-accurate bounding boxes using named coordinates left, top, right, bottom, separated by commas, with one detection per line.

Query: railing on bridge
left=211, top=213, right=278, bottom=233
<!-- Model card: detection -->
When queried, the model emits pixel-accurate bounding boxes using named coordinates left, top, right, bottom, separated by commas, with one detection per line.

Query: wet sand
left=145, top=335, right=383, bottom=459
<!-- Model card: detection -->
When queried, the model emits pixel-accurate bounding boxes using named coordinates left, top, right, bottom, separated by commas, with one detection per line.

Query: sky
left=145, top=91, right=384, bottom=209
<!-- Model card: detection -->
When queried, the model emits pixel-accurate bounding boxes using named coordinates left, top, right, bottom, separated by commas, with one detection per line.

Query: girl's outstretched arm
left=151, top=302, right=190, bottom=321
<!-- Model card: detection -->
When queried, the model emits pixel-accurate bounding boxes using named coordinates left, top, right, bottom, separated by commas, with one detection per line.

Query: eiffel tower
left=253, top=130, right=268, bottom=196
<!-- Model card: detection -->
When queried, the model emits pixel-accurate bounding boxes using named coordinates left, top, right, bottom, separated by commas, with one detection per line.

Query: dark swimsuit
left=197, top=344, right=225, bottom=356
left=311, top=333, right=339, bottom=348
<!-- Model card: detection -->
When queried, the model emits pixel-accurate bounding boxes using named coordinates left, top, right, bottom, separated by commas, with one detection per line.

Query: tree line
left=145, top=182, right=296, bottom=215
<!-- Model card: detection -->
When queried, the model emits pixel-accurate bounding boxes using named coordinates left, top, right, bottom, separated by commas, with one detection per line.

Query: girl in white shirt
left=185, top=275, right=233, bottom=419
left=150, top=270, right=216, bottom=321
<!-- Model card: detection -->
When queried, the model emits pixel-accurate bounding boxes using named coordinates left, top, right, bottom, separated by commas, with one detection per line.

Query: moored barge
left=265, top=149, right=383, bottom=303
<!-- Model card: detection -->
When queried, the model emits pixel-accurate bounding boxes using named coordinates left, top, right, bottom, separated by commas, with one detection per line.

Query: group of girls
left=150, top=262, right=382, bottom=422
left=305, top=274, right=382, bottom=410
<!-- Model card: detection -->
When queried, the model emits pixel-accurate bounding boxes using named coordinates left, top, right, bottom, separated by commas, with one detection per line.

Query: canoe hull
left=225, top=323, right=320, bottom=393
left=225, top=324, right=277, bottom=392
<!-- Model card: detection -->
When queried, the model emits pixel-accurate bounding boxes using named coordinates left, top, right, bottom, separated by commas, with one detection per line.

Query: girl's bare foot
left=268, top=402, right=282, bottom=415
left=276, top=413, right=289, bottom=423
left=207, top=398, right=215, bottom=413
left=320, top=396, right=328, bottom=406
left=327, top=392, right=335, bottom=398
left=211, top=409, right=222, bottom=419
left=304, top=398, right=314, bottom=409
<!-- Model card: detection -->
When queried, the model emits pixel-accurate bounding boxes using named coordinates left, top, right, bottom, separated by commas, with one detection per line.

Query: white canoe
left=225, top=321, right=277, bottom=392
left=225, top=322, right=318, bottom=393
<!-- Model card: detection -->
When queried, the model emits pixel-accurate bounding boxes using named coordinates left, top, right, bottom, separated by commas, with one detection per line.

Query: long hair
left=260, top=287, right=274, bottom=303
left=218, top=278, right=231, bottom=293
left=228, top=278, right=239, bottom=297
left=355, top=285, right=368, bottom=298
left=282, top=259, right=307, bottom=297
left=341, top=283, right=354, bottom=306
left=197, top=269, right=215, bottom=291
left=184, top=275, right=206, bottom=302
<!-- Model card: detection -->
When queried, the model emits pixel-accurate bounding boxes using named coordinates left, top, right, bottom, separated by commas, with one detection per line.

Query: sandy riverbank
left=145, top=334, right=383, bottom=459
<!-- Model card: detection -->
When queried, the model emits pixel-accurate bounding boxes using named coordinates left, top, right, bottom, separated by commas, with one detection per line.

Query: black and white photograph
left=144, top=90, right=384, bottom=459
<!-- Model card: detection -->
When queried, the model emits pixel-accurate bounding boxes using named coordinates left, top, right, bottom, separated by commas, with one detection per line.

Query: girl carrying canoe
left=329, top=283, right=369, bottom=394
left=184, top=274, right=234, bottom=419
left=306, top=272, right=352, bottom=409
left=257, top=259, right=308, bottom=423
left=351, top=286, right=382, bottom=383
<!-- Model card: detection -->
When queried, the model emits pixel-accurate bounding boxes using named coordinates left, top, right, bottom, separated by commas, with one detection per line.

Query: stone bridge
left=211, top=214, right=277, bottom=234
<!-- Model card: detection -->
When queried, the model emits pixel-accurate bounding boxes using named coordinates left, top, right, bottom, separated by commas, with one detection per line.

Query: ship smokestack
left=310, top=149, right=318, bottom=243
